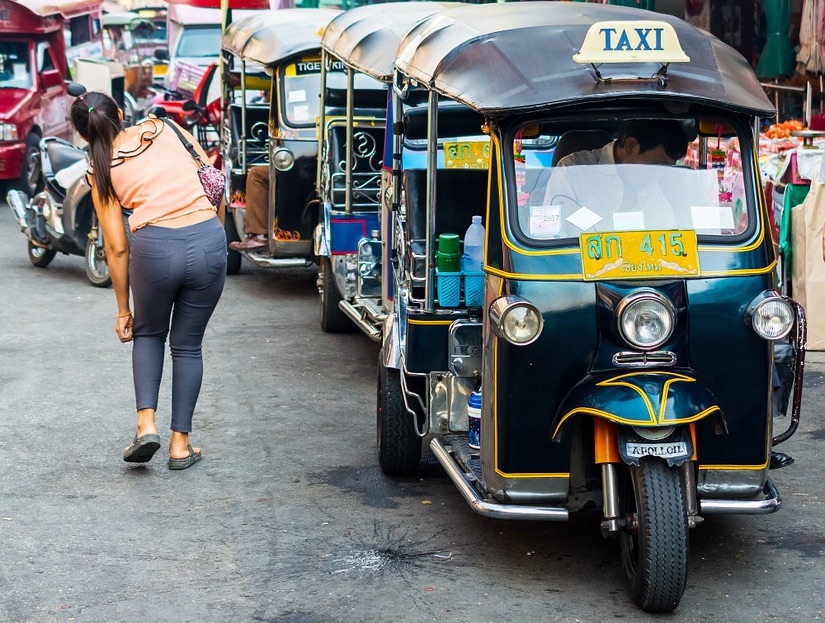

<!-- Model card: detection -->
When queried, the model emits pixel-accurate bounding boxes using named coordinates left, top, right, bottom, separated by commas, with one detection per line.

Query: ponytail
left=70, top=92, right=122, bottom=204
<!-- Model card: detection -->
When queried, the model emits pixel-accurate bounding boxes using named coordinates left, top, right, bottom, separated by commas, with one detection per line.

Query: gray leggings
left=129, top=217, right=226, bottom=432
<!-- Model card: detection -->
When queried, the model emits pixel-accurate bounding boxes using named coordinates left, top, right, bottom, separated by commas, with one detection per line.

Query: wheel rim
left=30, top=246, right=47, bottom=259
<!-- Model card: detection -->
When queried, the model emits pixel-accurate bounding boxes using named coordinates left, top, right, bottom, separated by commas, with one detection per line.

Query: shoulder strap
left=163, top=119, right=205, bottom=166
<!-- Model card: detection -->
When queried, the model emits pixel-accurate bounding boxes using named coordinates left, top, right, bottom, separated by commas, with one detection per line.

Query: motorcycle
left=6, top=134, right=112, bottom=288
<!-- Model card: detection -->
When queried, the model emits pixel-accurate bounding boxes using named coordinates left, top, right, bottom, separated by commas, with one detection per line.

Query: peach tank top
left=97, top=117, right=215, bottom=232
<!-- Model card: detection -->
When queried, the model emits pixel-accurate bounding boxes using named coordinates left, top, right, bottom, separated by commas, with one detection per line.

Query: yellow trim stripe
left=699, top=460, right=769, bottom=471
left=407, top=319, right=454, bottom=326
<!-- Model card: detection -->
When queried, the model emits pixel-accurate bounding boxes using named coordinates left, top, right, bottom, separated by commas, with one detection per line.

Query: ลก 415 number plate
left=580, top=230, right=700, bottom=281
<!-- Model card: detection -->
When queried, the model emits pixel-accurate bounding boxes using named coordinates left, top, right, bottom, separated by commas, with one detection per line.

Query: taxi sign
left=444, top=140, right=490, bottom=170
left=573, top=21, right=690, bottom=65
left=580, top=230, right=700, bottom=281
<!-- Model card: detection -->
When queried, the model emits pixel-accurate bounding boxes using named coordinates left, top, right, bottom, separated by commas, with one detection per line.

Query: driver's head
left=615, top=120, right=689, bottom=166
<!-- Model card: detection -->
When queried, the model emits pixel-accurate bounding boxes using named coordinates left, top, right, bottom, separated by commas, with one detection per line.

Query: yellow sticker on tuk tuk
left=444, top=141, right=490, bottom=170
left=580, top=230, right=700, bottom=281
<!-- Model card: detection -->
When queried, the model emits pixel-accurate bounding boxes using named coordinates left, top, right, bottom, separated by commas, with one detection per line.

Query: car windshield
left=0, top=42, right=32, bottom=89
left=512, top=117, right=752, bottom=243
left=176, top=26, right=221, bottom=58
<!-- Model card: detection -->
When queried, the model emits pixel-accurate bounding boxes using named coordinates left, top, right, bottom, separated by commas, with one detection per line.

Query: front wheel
left=319, top=256, right=351, bottom=333
left=85, top=218, right=112, bottom=288
left=27, top=240, right=56, bottom=268
left=377, top=359, right=421, bottom=475
left=619, top=458, right=689, bottom=613
left=17, top=134, right=43, bottom=197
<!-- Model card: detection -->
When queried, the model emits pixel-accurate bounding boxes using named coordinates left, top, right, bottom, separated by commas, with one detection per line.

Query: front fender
left=552, top=370, right=723, bottom=440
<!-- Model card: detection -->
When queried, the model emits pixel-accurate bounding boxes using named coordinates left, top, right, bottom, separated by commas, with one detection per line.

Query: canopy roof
left=221, top=8, right=341, bottom=65
left=102, top=11, right=155, bottom=30
left=321, top=1, right=462, bottom=82
left=396, top=2, right=775, bottom=117
left=11, top=0, right=102, bottom=17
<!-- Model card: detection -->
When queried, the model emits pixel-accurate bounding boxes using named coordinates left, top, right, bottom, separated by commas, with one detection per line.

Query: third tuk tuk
left=314, top=1, right=461, bottom=337
left=376, top=2, right=806, bottom=612
left=219, top=8, right=340, bottom=273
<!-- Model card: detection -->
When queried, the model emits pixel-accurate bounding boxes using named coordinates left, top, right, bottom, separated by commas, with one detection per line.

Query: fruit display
left=763, top=119, right=805, bottom=139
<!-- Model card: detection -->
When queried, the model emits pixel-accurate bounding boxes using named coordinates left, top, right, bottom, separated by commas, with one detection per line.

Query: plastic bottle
left=467, top=389, right=482, bottom=450
left=462, top=215, right=485, bottom=273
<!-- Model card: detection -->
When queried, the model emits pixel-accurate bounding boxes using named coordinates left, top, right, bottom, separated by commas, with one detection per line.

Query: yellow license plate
left=580, top=230, right=700, bottom=281
left=444, top=140, right=490, bottom=169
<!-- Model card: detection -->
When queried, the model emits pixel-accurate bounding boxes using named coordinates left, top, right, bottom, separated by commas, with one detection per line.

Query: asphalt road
left=0, top=200, right=823, bottom=623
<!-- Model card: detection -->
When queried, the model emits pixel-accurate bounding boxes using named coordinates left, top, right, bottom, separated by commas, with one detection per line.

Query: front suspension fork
left=596, top=419, right=702, bottom=535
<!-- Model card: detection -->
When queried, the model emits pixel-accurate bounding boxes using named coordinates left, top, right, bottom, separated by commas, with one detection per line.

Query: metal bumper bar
left=699, top=479, right=782, bottom=515
left=430, top=438, right=569, bottom=521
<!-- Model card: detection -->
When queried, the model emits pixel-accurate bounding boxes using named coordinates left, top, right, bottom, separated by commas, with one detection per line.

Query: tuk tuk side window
left=510, top=117, right=757, bottom=244
left=0, top=42, right=32, bottom=90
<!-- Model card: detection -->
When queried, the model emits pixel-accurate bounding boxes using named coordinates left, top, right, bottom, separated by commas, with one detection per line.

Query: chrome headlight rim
left=632, top=425, right=676, bottom=441
left=748, top=294, right=794, bottom=341
left=489, top=295, right=544, bottom=346
left=271, top=147, right=295, bottom=172
left=616, top=289, right=676, bottom=351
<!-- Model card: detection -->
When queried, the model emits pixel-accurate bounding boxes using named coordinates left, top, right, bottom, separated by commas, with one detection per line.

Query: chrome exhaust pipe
left=6, top=190, right=32, bottom=237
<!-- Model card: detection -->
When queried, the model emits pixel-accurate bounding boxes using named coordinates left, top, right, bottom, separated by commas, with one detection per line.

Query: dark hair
left=70, top=91, right=122, bottom=204
left=617, top=120, right=689, bottom=161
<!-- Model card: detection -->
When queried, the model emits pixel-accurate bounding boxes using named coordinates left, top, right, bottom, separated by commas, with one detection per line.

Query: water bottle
left=462, top=215, right=485, bottom=273
left=467, top=389, right=481, bottom=450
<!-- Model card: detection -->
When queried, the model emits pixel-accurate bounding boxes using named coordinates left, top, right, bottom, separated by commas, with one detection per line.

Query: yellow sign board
left=580, top=230, right=700, bottom=281
left=573, top=21, right=690, bottom=65
left=444, top=140, right=490, bottom=170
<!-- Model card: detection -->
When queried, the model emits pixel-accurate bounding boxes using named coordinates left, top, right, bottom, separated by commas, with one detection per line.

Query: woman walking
left=71, top=92, right=226, bottom=470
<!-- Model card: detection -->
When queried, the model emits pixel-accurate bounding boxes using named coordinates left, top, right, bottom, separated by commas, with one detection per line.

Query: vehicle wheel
left=319, top=256, right=351, bottom=332
left=85, top=217, right=112, bottom=288
left=224, top=211, right=242, bottom=275
left=27, top=241, right=56, bottom=268
left=17, top=134, right=43, bottom=197
left=377, top=359, right=421, bottom=475
left=619, top=458, right=689, bottom=613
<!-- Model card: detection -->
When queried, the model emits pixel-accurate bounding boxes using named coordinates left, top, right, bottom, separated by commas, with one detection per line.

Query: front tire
left=27, top=241, right=56, bottom=268
left=377, top=359, right=421, bottom=475
left=85, top=217, right=112, bottom=288
left=619, top=458, right=689, bottom=613
left=319, top=256, right=351, bottom=333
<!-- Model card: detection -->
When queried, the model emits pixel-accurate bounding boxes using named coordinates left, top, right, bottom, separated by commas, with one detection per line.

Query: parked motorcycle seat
left=44, top=141, right=86, bottom=183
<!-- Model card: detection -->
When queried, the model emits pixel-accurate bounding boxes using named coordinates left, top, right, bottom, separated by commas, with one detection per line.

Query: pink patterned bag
left=164, top=120, right=225, bottom=206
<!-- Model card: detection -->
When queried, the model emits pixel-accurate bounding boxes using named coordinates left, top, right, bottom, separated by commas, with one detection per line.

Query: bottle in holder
left=467, top=389, right=481, bottom=450
left=462, top=215, right=485, bottom=272
left=436, top=233, right=461, bottom=307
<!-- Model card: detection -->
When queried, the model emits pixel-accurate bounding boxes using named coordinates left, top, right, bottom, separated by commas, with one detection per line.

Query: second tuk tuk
left=314, top=2, right=461, bottom=337
left=220, top=8, right=340, bottom=273
left=377, top=2, right=806, bottom=612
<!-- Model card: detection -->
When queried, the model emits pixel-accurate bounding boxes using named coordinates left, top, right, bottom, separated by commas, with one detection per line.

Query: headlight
left=748, top=295, right=794, bottom=340
left=617, top=289, right=676, bottom=350
left=272, top=147, right=294, bottom=171
left=0, top=123, right=19, bottom=142
left=489, top=295, right=543, bottom=345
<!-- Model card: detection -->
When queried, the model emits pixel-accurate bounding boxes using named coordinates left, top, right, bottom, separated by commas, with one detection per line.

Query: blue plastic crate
left=464, top=270, right=485, bottom=307
left=436, top=270, right=461, bottom=307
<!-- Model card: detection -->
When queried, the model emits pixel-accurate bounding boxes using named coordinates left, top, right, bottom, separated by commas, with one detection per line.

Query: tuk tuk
left=315, top=2, right=461, bottom=336
left=220, top=8, right=340, bottom=273
left=0, top=0, right=103, bottom=194
left=101, top=11, right=157, bottom=125
left=378, top=2, right=806, bottom=612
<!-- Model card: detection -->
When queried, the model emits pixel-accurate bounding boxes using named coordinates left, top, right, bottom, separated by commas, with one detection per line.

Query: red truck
left=0, top=0, right=103, bottom=195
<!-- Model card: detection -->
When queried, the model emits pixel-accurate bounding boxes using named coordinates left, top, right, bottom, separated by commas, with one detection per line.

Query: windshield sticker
left=612, top=211, right=646, bottom=231
left=13, top=63, right=27, bottom=80
left=690, top=205, right=735, bottom=234
left=530, top=205, right=562, bottom=239
left=292, top=105, right=309, bottom=122
left=566, top=207, right=603, bottom=232
left=444, top=141, right=490, bottom=169
left=573, top=20, right=690, bottom=65
left=288, top=89, right=306, bottom=103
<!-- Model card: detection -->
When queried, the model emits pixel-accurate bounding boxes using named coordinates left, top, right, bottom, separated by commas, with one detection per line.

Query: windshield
left=175, top=26, right=221, bottom=58
left=0, top=42, right=32, bottom=89
left=512, top=117, right=753, bottom=243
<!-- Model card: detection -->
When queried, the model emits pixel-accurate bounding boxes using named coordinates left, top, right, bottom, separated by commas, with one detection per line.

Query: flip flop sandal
left=168, top=445, right=202, bottom=470
left=123, top=433, right=161, bottom=463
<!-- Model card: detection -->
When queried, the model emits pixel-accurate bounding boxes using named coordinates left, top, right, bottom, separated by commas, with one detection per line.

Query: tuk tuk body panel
left=327, top=213, right=379, bottom=255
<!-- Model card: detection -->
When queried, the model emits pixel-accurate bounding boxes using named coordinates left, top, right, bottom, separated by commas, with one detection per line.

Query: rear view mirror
left=154, top=48, right=169, bottom=62
left=182, top=100, right=197, bottom=112
left=67, top=82, right=87, bottom=97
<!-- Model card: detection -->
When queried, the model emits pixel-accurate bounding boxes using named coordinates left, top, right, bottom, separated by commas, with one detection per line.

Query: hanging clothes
left=756, top=0, right=795, bottom=79
left=797, top=0, right=823, bottom=74
left=685, top=0, right=710, bottom=32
